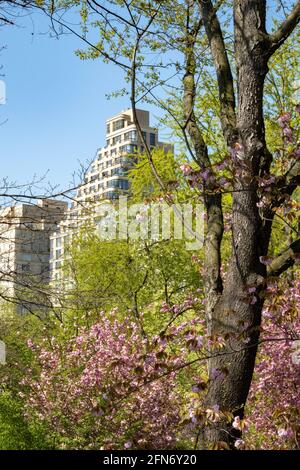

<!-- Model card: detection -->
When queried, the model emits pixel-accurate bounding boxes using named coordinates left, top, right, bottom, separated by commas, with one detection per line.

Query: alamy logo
left=0, top=340, right=6, bottom=365
left=94, top=197, right=205, bottom=250
left=0, top=80, right=6, bottom=105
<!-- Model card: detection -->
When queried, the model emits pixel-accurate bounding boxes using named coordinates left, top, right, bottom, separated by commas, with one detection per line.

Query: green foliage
left=129, top=148, right=177, bottom=202
left=0, top=306, right=57, bottom=449
left=0, top=390, right=52, bottom=450
left=0, top=305, right=50, bottom=390
left=265, top=28, right=300, bottom=154
left=1, top=0, right=299, bottom=451
left=65, top=233, right=200, bottom=335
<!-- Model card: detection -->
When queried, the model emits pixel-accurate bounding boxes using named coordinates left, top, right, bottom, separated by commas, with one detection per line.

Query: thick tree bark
left=202, top=0, right=272, bottom=448
left=185, top=0, right=300, bottom=449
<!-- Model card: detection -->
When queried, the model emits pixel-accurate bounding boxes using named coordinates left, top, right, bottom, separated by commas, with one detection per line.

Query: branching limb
left=182, top=3, right=224, bottom=312
left=269, top=1, right=300, bottom=55
left=267, top=237, right=300, bottom=277
left=198, top=0, right=237, bottom=146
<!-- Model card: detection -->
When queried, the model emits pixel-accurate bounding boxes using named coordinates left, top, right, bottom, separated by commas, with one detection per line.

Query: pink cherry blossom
left=277, top=428, right=289, bottom=439
left=278, top=112, right=291, bottom=127
left=234, top=439, right=245, bottom=450
left=180, top=163, right=192, bottom=176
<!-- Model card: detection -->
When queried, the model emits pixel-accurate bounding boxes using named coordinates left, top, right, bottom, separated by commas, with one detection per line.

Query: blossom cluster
left=21, top=314, right=188, bottom=450
left=246, top=279, right=300, bottom=449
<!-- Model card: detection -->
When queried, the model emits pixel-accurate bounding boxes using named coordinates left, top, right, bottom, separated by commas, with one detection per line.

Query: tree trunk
left=203, top=0, right=272, bottom=448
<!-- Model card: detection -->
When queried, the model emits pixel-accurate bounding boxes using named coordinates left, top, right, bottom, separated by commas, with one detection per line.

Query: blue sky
left=0, top=1, right=284, bottom=193
left=0, top=10, right=137, bottom=190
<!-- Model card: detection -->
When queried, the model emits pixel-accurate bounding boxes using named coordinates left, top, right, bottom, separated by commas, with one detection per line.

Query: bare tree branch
left=198, top=0, right=237, bottom=145
left=269, top=1, right=300, bottom=54
left=182, top=2, right=224, bottom=320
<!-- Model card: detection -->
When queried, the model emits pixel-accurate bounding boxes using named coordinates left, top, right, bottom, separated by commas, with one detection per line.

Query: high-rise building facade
left=76, top=108, right=170, bottom=203
left=0, top=109, right=172, bottom=311
left=0, top=199, right=68, bottom=312
left=50, top=108, right=172, bottom=285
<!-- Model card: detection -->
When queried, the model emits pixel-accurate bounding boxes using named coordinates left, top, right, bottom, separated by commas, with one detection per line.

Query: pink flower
left=219, top=176, right=229, bottom=186
left=234, top=439, right=245, bottom=450
left=257, top=199, right=266, bottom=208
left=283, top=126, right=294, bottom=141
left=259, top=255, right=273, bottom=265
left=277, top=428, right=288, bottom=439
left=278, top=112, right=291, bottom=127
left=232, top=416, right=242, bottom=430
left=180, top=164, right=192, bottom=176
left=294, top=147, right=300, bottom=157
left=196, top=336, right=203, bottom=349
left=27, top=339, right=34, bottom=349
left=247, top=287, right=256, bottom=294
left=200, top=169, right=210, bottom=181
left=21, top=311, right=193, bottom=450
left=216, top=161, right=227, bottom=171
left=247, top=278, right=300, bottom=449
left=211, top=368, right=222, bottom=380
left=230, top=142, right=244, bottom=160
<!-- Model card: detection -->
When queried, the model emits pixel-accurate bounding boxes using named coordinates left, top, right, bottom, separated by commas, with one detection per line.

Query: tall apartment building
left=76, top=108, right=171, bottom=203
left=0, top=199, right=67, bottom=313
left=50, top=108, right=172, bottom=284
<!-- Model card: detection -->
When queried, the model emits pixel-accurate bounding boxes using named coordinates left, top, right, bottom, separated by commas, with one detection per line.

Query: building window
left=106, top=123, right=110, bottom=134
left=119, top=144, right=138, bottom=154
left=107, top=179, right=129, bottom=190
left=112, top=134, right=122, bottom=146
left=119, top=179, right=129, bottom=190
left=150, top=133, right=156, bottom=146
left=21, top=253, right=32, bottom=262
left=124, top=130, right=137, bottom=142
left=142, top=131, right=147, bottom=142
left=111, top=167, right=127, bottom=176
left=105, top=191, right=118, bottom=200
left=18, top=263, right=30, bottom=272
left=107, top=179, right=119, bottom=188
left=113, top=119, right=125, bottom=132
